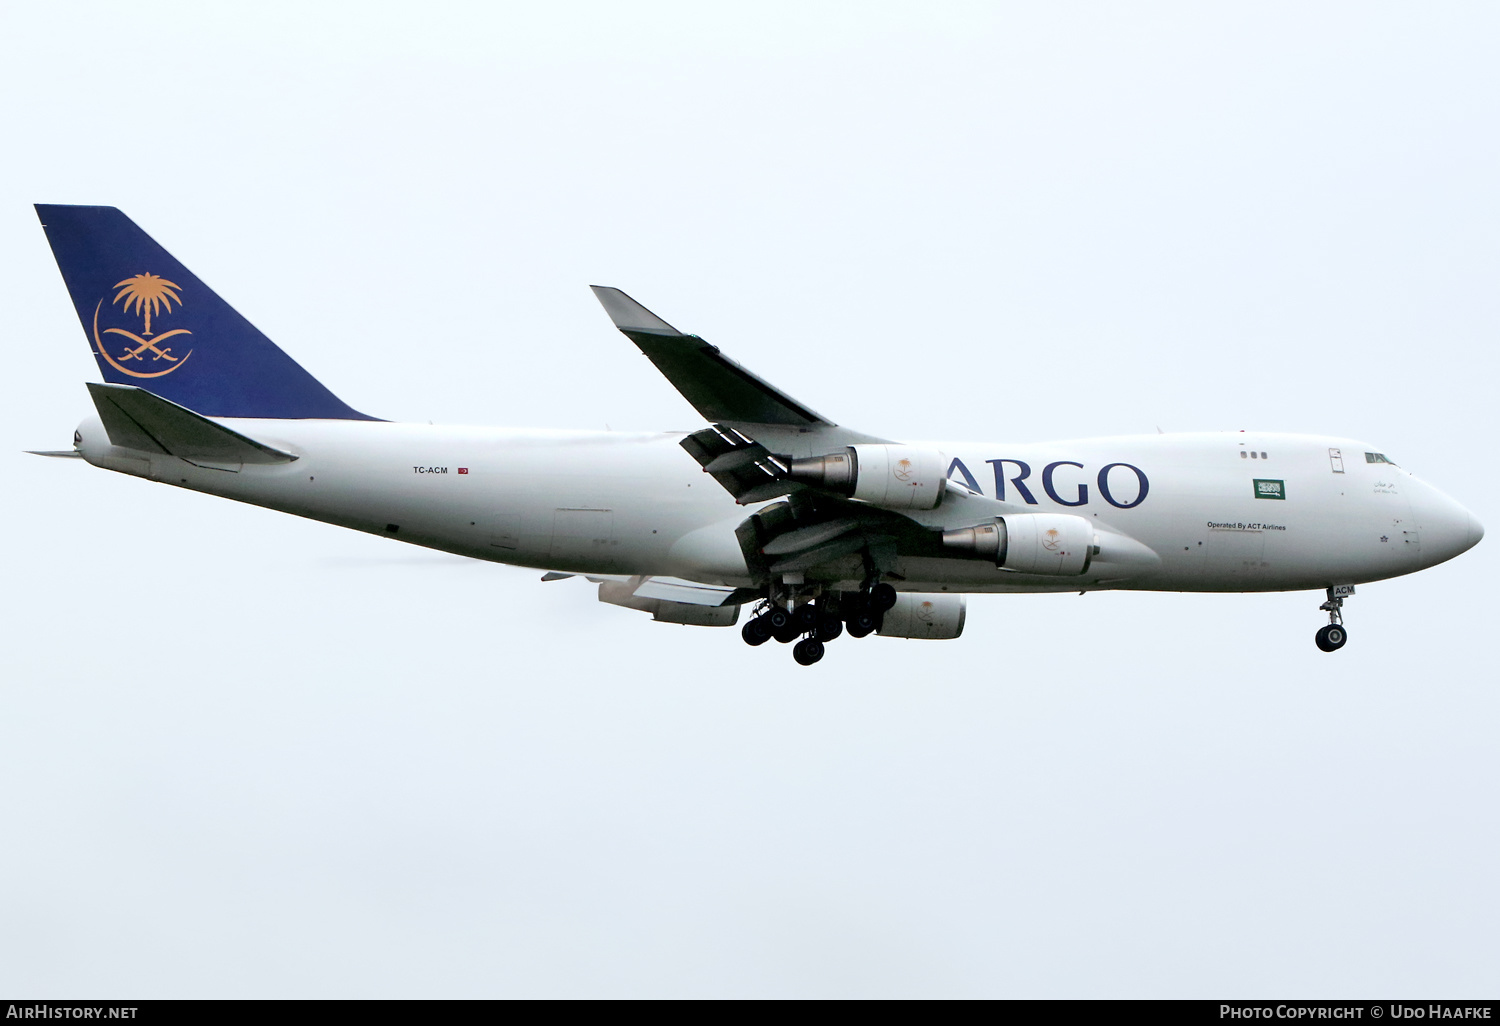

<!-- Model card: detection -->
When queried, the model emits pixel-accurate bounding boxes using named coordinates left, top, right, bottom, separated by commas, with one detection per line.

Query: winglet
left=590, top=286, right=681, bottom=335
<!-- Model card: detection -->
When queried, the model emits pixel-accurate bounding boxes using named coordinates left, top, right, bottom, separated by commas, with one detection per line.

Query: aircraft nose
left=1410, top=482, right=1483, bottom=568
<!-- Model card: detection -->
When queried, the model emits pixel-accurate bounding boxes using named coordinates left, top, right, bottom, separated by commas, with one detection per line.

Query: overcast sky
left=1, top=1, right=1496, bottom=998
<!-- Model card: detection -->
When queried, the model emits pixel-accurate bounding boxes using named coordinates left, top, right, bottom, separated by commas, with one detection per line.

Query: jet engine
left=876, top=593, right=966, bottom=639
left=941, top=513, right=1096, bottom=576
left=787, top=444, right=947, bottom=510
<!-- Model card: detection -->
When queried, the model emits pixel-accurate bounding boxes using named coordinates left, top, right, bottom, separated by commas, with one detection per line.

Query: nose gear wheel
left=1315, top=624, right=1347, bottom=652
left=1314, top=587, right=1351, bottom=652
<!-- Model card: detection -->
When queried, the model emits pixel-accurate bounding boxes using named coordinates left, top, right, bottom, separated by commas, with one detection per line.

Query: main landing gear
left=740, top=583, right=899, bottom=666
left=792, top=637, right=824, bottom=666
left=1315, top=586, right=1351, bottom=653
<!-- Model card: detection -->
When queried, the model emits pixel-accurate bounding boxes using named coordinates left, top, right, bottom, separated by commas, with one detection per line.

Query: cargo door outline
left=1206, top=525, right=1267, bottom=578
left=549, top=508, right=618, bottom=570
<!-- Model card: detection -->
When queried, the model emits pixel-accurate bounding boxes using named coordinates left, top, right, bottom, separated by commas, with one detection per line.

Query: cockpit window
left=1365, top=452, right=1397, bottom=466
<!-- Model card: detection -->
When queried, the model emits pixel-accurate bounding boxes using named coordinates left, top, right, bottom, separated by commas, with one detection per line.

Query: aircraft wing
left=591, top=287, right=971, bottom=573
left=590, top=286, right=888, bottom=452
left=677, top=422, right=799, bottom=504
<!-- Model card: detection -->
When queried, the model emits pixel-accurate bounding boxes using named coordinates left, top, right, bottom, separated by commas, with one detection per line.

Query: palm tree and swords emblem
left=91, top=272, right=195, bottom=378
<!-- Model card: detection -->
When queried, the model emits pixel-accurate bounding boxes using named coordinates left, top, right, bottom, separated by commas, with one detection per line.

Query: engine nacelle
left=787, top=444, right=947, bottom=510
left=941, top=513, right=1095, bottom=576
left=876, top=593, right=966, bottom=640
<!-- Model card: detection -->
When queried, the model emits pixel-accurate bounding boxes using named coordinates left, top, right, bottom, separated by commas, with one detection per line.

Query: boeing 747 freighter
left=29, top=205, right=1484, bottom=665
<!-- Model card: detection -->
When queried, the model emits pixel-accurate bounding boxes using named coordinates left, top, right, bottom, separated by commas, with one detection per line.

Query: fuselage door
left=550, top=508, right=619, bottom=571
left=1206, top=524, right=1266, bottom=581
left=1329, top=448, right=1345, bottom=473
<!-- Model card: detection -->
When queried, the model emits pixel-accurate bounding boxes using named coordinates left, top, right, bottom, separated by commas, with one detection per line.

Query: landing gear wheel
left=815, top=616, right=843, bottom=641
left=846, top=614, right=876, bottom=639
left=869, top=583, right=898, bottom=612
left=792, top=637, right=825, bottom=666
left=1315, top=624, right=1348, bottom=652
left=1315, top=587, right=1351, bottom=652
left=795, top=604, right=820, bottom=629
left=768, top=608, right=791, bottom=631
left=742, top=616, right=772, bottom=646
left=773, top=621, right=802, bottom=644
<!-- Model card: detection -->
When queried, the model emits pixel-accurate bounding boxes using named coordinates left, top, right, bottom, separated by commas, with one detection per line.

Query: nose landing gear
left=1315, top=623, right=1347, bottom=652
left=1315, top=586, right=1352, bottom=652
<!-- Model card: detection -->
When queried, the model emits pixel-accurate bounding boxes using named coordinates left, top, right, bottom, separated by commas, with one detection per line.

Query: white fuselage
left=74, top=416, right=1482, bottom=595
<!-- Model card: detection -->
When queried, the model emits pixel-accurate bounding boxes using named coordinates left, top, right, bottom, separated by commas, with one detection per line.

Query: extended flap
left=680, top=423, right=798, bottom=504
left=632, top=576, right=742, bottom=607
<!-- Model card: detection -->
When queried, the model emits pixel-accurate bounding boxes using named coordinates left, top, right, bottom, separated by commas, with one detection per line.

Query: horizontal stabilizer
left=591, top=286, right=832, bottom=427
left=26, top=450, right=84, bottom=458
left=87, top=383, right=297, bottom=465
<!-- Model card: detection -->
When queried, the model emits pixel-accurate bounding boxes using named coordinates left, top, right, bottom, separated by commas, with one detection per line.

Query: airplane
left=28, top=205, right=1485, bottom=666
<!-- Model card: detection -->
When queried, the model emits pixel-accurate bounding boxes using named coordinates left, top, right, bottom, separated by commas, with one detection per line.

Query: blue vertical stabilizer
left=36, top=204, right=375, bottom=420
